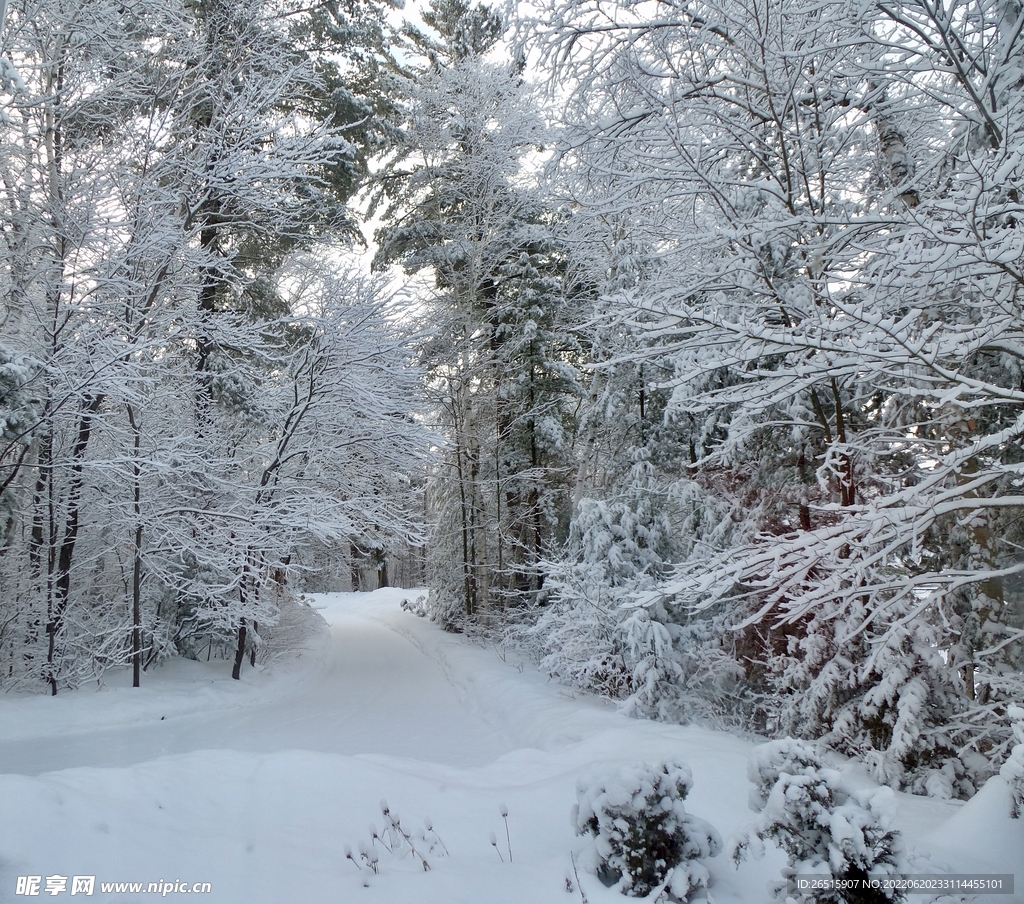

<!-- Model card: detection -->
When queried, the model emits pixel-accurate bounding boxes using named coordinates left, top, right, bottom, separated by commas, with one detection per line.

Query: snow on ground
left=1, top=588, right=1021, bottom=903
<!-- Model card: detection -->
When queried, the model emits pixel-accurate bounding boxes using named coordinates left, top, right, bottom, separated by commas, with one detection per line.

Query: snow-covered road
left=0, top=589, right=1020, bottom=904
left=0, top=591, right=511, bottom=774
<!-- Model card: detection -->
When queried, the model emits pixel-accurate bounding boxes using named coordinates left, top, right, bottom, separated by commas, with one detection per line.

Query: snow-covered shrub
left=573, top=758, right=721, bottom=898
left=400, top=593, right=430, bottom=618
left=733, top=739, right=904, bottom=903
left=255, top=592, right=328, bottom=666
left=1001, top=706, right=1024, bottom=818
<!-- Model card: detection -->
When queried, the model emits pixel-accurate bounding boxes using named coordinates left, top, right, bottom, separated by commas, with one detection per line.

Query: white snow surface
left=1, top=588, right=1020, bottom=903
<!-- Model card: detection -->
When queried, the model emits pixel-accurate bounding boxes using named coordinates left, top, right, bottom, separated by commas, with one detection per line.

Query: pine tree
left=374, top=0, right=582, bottom=625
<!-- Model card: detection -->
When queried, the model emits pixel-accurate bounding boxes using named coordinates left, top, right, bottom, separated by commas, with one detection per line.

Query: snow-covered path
left=1, top=589, right=1020, bottom=904
left=0, top=591, right=510, bottom=775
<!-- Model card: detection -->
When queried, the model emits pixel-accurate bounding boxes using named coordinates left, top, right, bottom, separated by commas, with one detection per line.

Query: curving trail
left=0, top=590, right=509, bottom=775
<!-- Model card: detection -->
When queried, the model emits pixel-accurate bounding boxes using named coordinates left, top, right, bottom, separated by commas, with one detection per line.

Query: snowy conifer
left=734, top=739, right=905, bottom=904
left=573, top=758, right=721, bottom=898
left=1001, top=706, right=1024, bottom=818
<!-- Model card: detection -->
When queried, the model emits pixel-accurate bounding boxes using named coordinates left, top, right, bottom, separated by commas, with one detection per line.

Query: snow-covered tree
left=734, top=739, right=905, bottom=904
left=1002, top=706, right=1024, bottom=818
left=0, top=0, right=423, bottom=690
left=374, top=0, right=583, bottom=625
left=573, top=758, right=721, bottom=898
left=526, top=0, right=1024, bottom=791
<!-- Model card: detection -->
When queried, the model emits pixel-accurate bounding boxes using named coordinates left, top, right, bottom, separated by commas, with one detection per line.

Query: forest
left=1, top=0, right=1023, bottom=807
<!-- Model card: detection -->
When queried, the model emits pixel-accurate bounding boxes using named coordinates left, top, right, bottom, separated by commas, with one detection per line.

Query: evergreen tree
left=374, top=0, right=583, bottom=625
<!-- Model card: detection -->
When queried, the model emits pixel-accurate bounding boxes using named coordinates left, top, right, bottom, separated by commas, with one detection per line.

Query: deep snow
left=1, top=588, right=1020, bottom=903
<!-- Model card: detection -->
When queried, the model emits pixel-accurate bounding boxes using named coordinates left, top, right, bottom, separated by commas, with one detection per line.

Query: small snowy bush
left=733, top=739, right=905, bottom=903
left=1000, top=706, right=1024, bottom=818
left=573, top=758, right=721, bottom=898
left=400, top=594, right=430, bottom=619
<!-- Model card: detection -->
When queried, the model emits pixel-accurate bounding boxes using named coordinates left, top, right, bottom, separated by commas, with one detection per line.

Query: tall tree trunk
left=127, top=403, right=143, bottom=688
left=29, top=426, right=53, bottom=578
left=233, top=552, right=255, bottom=679
left=455, top=442, right=475, bottom=616
left=350, top=542, right=361, bottom=591
left=231, top=618, right=247, bottom=680
left=47, top=392, right=104, bottom=694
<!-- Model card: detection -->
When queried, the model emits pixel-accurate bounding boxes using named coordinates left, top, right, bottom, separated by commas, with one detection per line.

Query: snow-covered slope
left=1, top=589, right=1020, bottom=903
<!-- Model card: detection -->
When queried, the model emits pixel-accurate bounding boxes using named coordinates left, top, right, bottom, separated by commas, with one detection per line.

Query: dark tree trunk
left=132, top=520, right=142, bottom=688
left=127, top=403, right=143, bottom=688
left=350, top=542, right=361, bottom=591
left=232, top=619, right=247, bottom=680
left=46, top=393, right=104, bottom=694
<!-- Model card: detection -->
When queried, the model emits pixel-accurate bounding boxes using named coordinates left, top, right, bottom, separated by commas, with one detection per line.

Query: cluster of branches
left=511, top=0, right=1024, bottom=796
